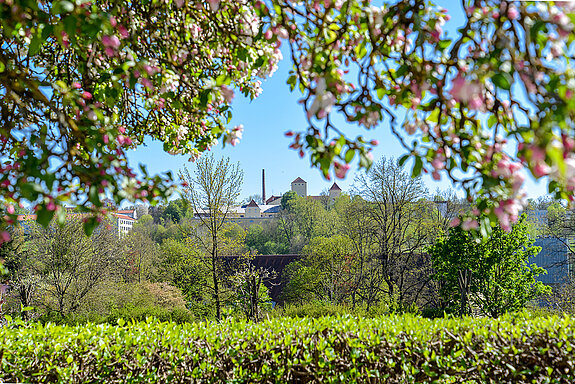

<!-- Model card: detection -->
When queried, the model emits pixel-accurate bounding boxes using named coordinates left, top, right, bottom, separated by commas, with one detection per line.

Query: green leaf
left=437, top=39, right=451, bottom=50
left=487, top=115, right=498, bottom=129
left=52, top=0, right=74, bottom=14
left=344, top=149, right=355, bottom=163
left=491, top=73, right=512, bottom=90
left=89, top=185, right=100, bottom=206
left=398, top=154, right=410, bottom=167
left=83, top=217, right=98, bottom=236
left=36, top=206, right=55, bottom=228
left=411, top=156, right=423, bottom=178
left=28, top=32, right=44, bottom=56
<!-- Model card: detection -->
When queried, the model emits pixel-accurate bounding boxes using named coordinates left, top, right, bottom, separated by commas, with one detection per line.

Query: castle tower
left=291, top=177, right=307, bottom=197
left=329, top=182, right=341, bottom=202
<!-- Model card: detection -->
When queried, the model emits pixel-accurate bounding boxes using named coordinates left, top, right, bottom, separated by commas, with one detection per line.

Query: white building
left=111, top=212, right=136, bottom=237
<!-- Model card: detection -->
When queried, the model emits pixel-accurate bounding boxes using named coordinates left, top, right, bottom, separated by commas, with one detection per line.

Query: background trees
left=7, top=217, right=120, bottom=316
left=353, top=157, right=436, bottom=309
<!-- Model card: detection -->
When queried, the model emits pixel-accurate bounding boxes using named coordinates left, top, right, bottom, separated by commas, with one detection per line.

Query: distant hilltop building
left=290, top=177, right=341, bottom=203
left=328, top=182, right=342, bottom=202
left=16, top=207, right=138, bottom=238
left=266, top=195, right=282, bottom=205
left=291, top=177, right=307, bottom=198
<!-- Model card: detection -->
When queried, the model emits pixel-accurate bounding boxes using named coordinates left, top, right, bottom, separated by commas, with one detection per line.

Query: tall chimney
left=262, top=169, right=266, bottom=204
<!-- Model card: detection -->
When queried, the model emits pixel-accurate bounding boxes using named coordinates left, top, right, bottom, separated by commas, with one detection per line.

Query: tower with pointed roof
left=291, top=177, right=307, bottom=197
left=245, top=199, right=261, bottom=218
left=329, top=182, right=341, bottom=202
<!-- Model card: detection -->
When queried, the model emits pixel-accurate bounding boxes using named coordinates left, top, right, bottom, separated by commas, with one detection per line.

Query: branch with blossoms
left=267, top=0, right=575, bottom=233
left=1, top=0, right=575, bottom=245
left=0, top=0, right=279, bottom=243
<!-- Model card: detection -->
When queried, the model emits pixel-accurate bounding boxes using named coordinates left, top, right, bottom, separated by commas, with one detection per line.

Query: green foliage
left=429, top=216, right=551, bottom=317
left=162, top=198, right=189, bottom=224
left=284, top=236, right=357, bottom=305
left=3, top=315, right=575, bottom=382
left=159, top=239, right=208, bottom=303
left=280, top=191, right=298, bottom=211
left=244, top=224, right=289, bottom=255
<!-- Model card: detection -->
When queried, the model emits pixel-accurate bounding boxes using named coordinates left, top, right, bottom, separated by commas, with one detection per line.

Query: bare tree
left=353, top=157, right=436, bottom=309
left=179, top=155, right=243, bottom=320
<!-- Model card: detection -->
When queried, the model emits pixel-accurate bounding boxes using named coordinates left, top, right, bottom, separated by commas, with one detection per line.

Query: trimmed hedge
left=1, top=314, right=574, bottom=383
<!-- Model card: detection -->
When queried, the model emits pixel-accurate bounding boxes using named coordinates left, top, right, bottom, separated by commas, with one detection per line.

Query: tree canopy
left=1, top=0, right=575, bottom=241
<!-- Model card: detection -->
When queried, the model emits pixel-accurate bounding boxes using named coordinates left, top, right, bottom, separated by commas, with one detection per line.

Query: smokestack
left=262, top=169, right=266, bottom=204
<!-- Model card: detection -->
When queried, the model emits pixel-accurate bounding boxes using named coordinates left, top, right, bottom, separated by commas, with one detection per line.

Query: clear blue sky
left=127, top=1, right=548, bottom=203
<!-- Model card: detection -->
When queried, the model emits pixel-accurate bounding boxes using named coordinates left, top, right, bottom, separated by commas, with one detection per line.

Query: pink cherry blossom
left=207, top=0, right=220, bottom=11
left=533, top=162, right=551, bottom=178
left=220, top=85, right=235, bottom=103
left=118, top=25, right=129, bottom=39
left=102, top=35, right=120, bottom=49
left=225, top=125, right=243, bottom=146
left=307, top=78, right=336, bottom=119
left=449, top=73, right=484, bottom=109
left=141, top=78, right=154, bottom=90
left=334, top=162, right=350, bottom=179
left=507, top=6, right=519, bottom=20
left=0, top=231, right=10, bottom=245
left=461, top=218, right=478, bottom=231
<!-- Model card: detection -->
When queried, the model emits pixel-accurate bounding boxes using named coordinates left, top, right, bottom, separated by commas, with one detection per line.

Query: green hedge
left=1, top=314, right=574, bottom=383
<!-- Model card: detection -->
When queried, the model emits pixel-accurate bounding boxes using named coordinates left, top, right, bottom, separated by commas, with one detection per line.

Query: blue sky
left=127, top=1, right=548, bottom=203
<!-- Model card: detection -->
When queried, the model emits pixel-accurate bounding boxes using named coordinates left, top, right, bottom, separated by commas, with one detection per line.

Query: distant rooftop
left=246, top=199, right=259, bottom=207
left=292, top=177, right=306, bottom=184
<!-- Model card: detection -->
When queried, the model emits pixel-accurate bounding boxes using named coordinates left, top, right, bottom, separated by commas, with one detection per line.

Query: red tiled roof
left=112, top=213, right=136, bottom=221
left=265, top=195, right=281, bottom=204
left=246, top=199, right=259, bottom=207
left=329, top=182, right=341, bottom=191
left=292, top=177, right=306, bottom=184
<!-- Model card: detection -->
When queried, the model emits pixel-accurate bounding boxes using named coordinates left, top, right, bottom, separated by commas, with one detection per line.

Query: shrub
left=2, top=314, right=575, bottom=383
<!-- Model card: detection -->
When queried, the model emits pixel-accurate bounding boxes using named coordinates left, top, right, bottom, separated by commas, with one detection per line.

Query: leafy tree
left=121, top=229, right=160, bottom=284
left=280, top=191, right=298, bottom=212
left=12, top=216, right=120, bottom=316
left=158, top=238, right=208, bottom=307
left=245, top=224, right=290, bottom=255
left=429, top=216, right=551, bottom=317
left=1, top=0, right=574, bottom=242
left=162, top=198, right=189, bottom=224
left=179, top=155, right=243, bottom=320
left=229, top=263, right=276, bottom=322
left=283, top=235, right=357, bottom=305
